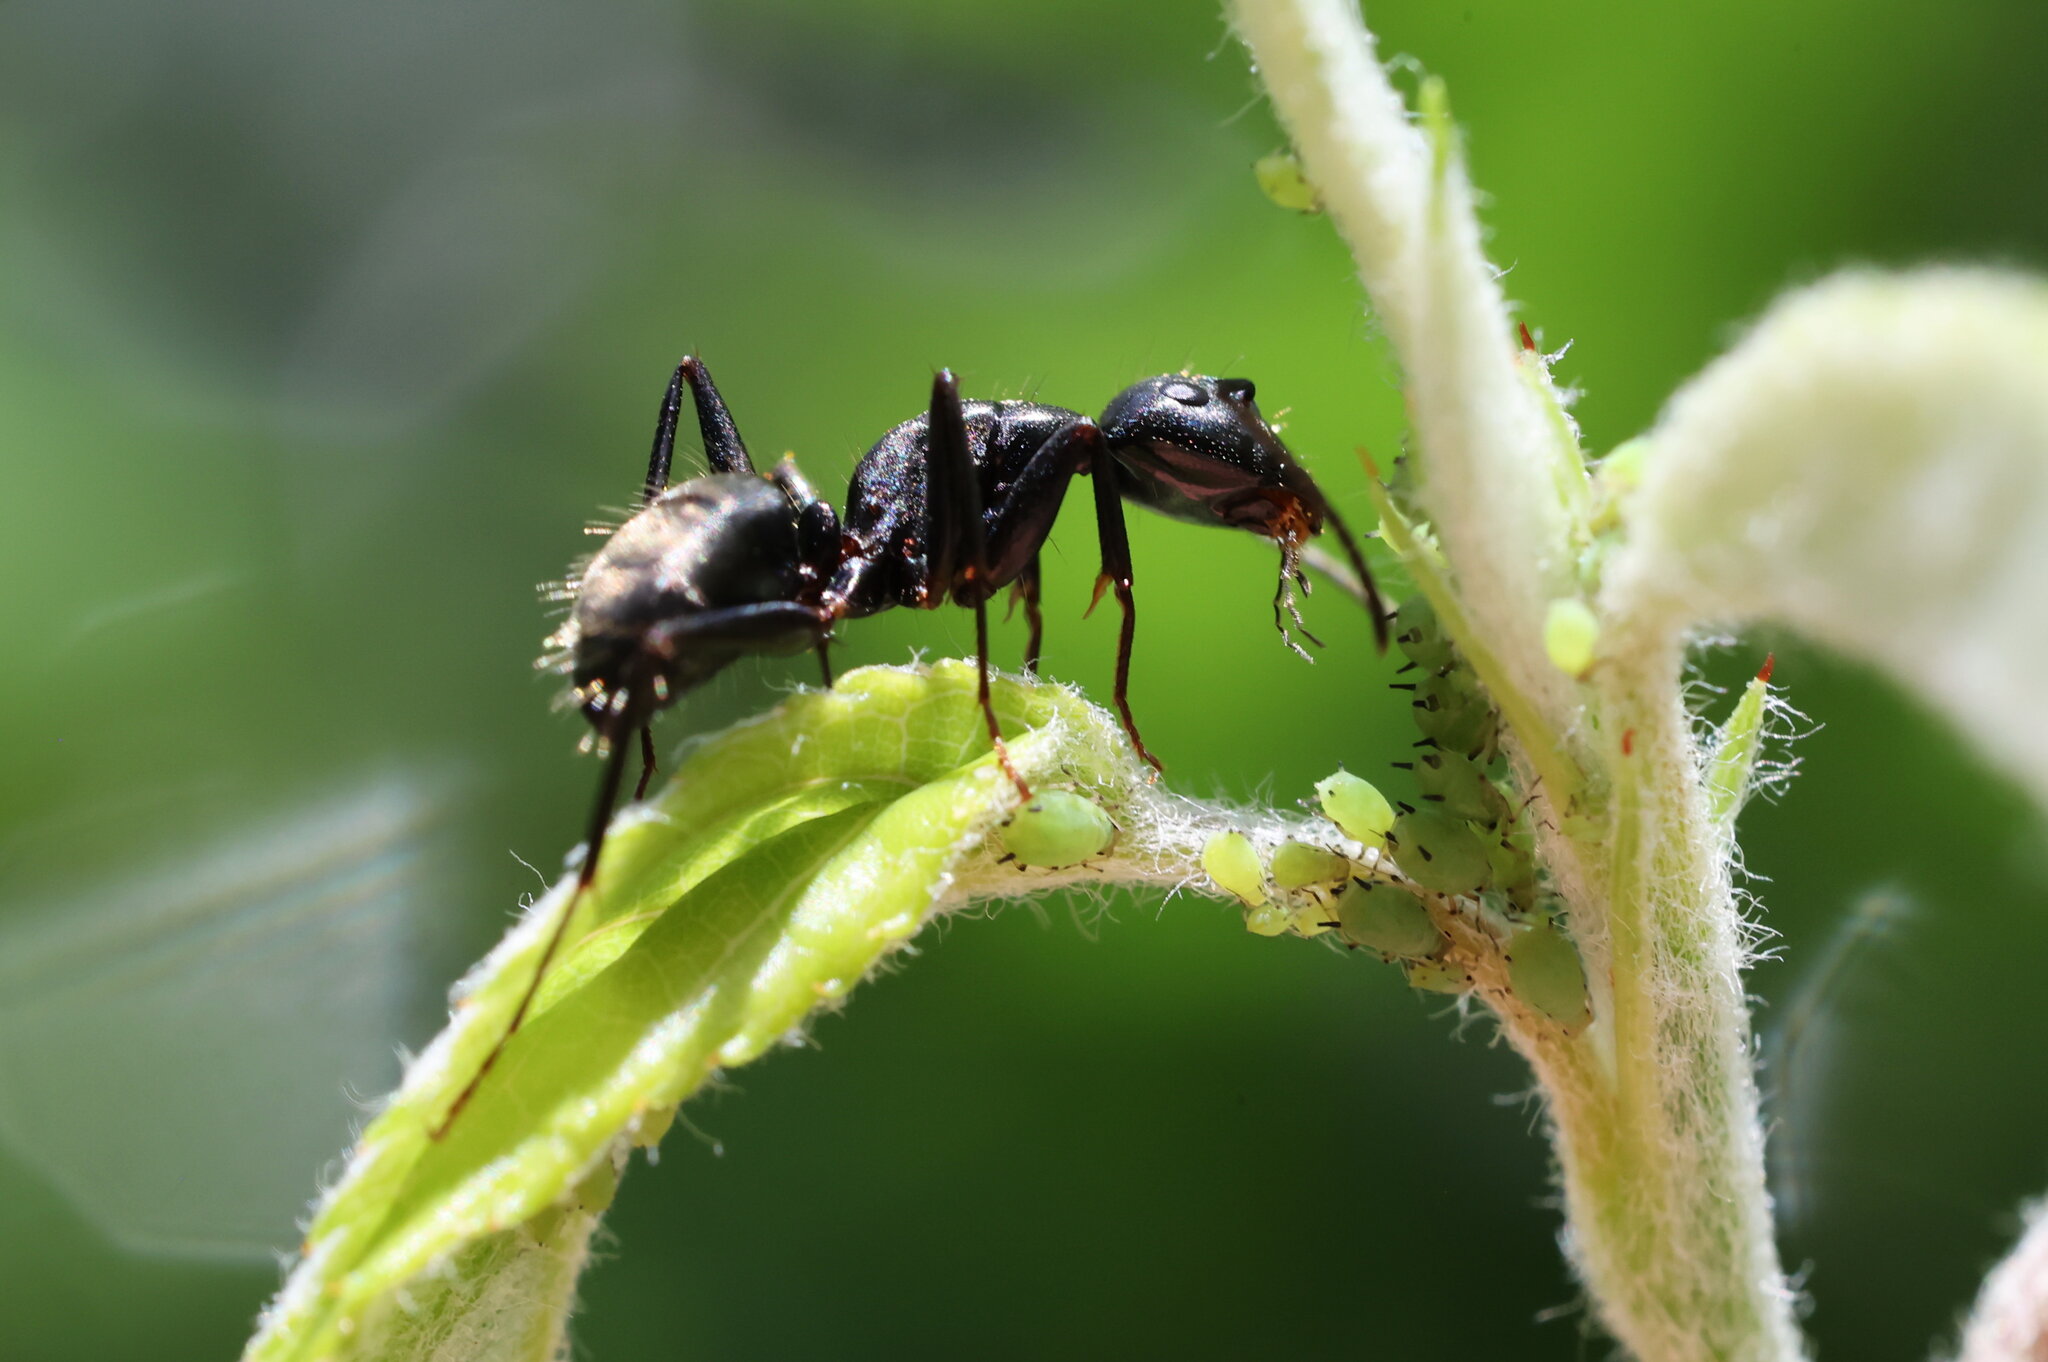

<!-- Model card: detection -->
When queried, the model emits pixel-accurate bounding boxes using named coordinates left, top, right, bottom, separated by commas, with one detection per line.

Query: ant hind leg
left=636, top=726, right=658, bottom=801
left=431, top=712, right=638, bottom=1140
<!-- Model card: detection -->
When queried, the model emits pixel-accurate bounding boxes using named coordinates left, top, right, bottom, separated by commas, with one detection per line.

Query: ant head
left=1099, top=374, right=1332, bottom=537
left=1099, top=374, right=1282, bottom=468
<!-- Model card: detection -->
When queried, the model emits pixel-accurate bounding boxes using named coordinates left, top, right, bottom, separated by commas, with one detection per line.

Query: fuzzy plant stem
left=1229, top=2, right=1803, bottom=1358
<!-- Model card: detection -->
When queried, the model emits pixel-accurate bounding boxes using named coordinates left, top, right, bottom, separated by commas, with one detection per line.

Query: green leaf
left=1605, top=269, right=2048, bottom=812
left=1703, top=661, right=1775, bottom=835
left=245, top=661, right=1148, bottom=1362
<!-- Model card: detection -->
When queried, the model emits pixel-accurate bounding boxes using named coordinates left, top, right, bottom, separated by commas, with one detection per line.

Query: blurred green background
left=3, top=1, right=2046, bottom=1357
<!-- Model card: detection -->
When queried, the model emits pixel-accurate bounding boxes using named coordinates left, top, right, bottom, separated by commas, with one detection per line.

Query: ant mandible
left=429, top=357, right=1385, bottom=1137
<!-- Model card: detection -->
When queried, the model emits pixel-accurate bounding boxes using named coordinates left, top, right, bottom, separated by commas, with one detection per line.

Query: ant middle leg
left=924, top=370, right=1031, bottom=799
left=1086, top=442, right=1163, bottom=775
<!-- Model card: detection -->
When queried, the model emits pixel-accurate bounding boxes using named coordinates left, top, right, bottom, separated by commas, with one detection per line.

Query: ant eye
left=1162, top=381, right=1208, bottom=406
left=1218, top=378, right=1256, bottom=403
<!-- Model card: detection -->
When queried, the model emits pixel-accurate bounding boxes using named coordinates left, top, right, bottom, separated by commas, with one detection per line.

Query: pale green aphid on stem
left=1253, top=149, right=1322, bottom=214
left=1390, top=806, right=1493, bottom=897
left=1314, top=769, right=1395, bottom=847
left=1201, top=830, right=1267, bottom=908
left=1334, top=880, right=1442, bottom=960
left=1403, top=957, right=1472, bottom=995
left=1000, top=790, right=1116, bottom=869
left=1411, top=750, right=1509, bottom=826
left=1504, top=921, right=1592, bottom=1032
left=1544, top=598, right=1600, bottom=679
left=1269, top=839, right=1351, bottom=890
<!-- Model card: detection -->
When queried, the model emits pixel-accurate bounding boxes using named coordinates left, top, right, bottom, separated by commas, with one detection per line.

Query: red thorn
left=1756, top=653, right=1776, bottom=686
left=1620, top=728, right=1636, bottom=757
left=1518, top=321, right=1536, bottom=353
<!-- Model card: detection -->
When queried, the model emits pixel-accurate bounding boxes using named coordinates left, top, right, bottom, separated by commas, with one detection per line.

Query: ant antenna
left=1319, top=504, right=1391, bottom=652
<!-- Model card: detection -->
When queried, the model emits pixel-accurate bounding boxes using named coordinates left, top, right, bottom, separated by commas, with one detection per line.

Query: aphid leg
left=926, top=370, right=1030, bottom=798
left=1086, top=440, right=1163, bottom=775
left=675, top=356, right=755, bottom=476
left=636, top=726, right=658, bottom=802
left=432, top=711, right=638, bottom=1140
left=815, top=640, right=834, bottom=688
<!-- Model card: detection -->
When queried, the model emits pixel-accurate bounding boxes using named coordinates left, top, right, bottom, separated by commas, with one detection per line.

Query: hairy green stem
left=1231, top=2, right=1803, bottom=1356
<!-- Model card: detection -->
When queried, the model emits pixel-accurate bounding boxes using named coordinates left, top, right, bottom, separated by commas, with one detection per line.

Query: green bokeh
left=2, top=2, right=2044, bottom=1358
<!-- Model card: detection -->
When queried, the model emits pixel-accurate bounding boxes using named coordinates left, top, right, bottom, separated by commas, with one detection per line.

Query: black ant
left=429, top=358, right=842, bottom=1136
left=832, top=368, right=1388, bottom=774
left=428, top=357, right=1385, bottom=1137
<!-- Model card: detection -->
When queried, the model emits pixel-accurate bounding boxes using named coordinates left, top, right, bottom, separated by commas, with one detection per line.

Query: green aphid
left=1391, top=807, right=1493, bottom=896
left=1505, top=921, right=1592, bottom=1031
left=1413, top=751, right=1510, bottom=826
left=1494, top=873, right=1543, bottom=918
left=1253, top=151, right=1323, bottom=214
left=1485, top=825, right=1536, bottom=880
left=570, top=1153, right=620, bottom=1215
left=1485, top=829, right=1542, bottom=915
left=1336, top=879, right=1443, bottom=959
left=631, top=1103, right=677, bottom=1150
left=1288, top=903, right=1340, bottom=938
left=1599, top=437, right=1651, bottom=492
left=1316, top=769, right=1396, bottom=847
left=1392, top=596, right=1455, bottom=671
left=1244, top=902, right=1293, bottom=938
left=1412, top=671, right=1497, bottom=758
left=1404, top=957, right=1472, bottom=995
left=1202, top=830, right=1267, bottom=907
left=1270, top=839, right=1352, bottom=891
left=1001, top=790, right=1116, bottom=868
left=1544, top=597, right=1600, bottom=679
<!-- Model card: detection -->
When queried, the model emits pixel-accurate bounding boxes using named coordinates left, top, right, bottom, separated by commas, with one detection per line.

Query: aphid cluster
left=1197, top=593, right=1592, bottom=1031
left=1384, top=593, right=1534, bottom=908
left=433, top=356, right=1387, bottom=1136
left=1386, top=593, right=1589, bottom=1028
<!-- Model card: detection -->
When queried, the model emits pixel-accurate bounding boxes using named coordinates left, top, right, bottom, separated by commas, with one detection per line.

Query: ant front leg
left=1086, top=443, right=1163, bottom=775
left=1316, top=502, right=1391, bottom=652
left=924, top=370, right=1031, bottom=799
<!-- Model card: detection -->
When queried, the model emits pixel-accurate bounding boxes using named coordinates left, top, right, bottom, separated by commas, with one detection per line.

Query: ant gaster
left=429, top=358, right=1384, bottom=1138
left=430, top=358, right=842, bottom=1136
